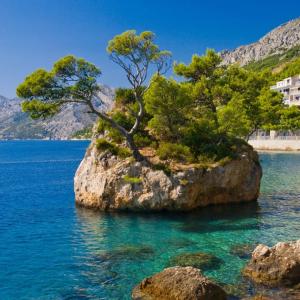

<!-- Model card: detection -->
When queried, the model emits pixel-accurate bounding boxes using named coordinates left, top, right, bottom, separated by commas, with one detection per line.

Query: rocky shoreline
left=133, top=240, right=300, bottom=300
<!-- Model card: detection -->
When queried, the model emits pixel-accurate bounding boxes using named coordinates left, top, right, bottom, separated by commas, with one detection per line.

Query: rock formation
left=131, top=266, right=227, bottom=300
left=243, top=240, right=300, bottom=287
left=221, top=18, right=300, bottom=66
left=74, top=141, right=262, bottom=211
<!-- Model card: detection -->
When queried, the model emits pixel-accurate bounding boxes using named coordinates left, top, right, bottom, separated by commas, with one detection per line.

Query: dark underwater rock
left=132, top=266, right=227, bottom=300
left=165, top=237, right=197, bottom=248
left=220, top=281, right=250, bottom=299
left=166, top=252, right=223, bottom=271
left=230, top=243, right=257, bottom=259
left=95, top=244, right=155, bottom=262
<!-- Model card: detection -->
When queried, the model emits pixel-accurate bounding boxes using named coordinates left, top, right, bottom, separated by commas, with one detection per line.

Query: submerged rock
left=95, top=244, right=155, bottom=262
left=230, top=243, right=257, bottom=259
left=132, top=266, right=227, bottom=300
left=167, top=252, right=223, bottom=271
left=242, top=287, right=300, bottom=300
left=74, top=142, right=262, bottom=211
left=220, top=281, right=250, bottom=299
left=243, top=240, right=300, bottom=287
left=166, top=238, right=197, bottom=248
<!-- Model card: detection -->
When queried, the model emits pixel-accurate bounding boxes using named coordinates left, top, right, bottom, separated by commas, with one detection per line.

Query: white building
left=271, top=75, right=300, bottom=106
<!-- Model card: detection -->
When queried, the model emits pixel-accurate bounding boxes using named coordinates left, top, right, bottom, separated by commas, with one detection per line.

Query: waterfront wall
left=249, top=139, right=300, bottom=151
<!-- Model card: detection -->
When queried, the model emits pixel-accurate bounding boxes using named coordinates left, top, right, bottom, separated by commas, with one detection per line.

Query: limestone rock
left=74, top=142, right=262, bottom=211
left=221, top=18, right=300, bottom=66
left=131, top=266, right=227, bottom=300
left=243, top=240, right=300, bottom=287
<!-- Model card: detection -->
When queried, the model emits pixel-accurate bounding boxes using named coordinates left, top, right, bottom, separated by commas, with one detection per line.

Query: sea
left=0, top=141, right=299, bottom=299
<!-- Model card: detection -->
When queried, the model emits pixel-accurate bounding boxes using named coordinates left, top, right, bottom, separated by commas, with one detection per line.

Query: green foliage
left=145, top=75, right=192, bottom=141
left=133, top=133, right=152, bottom=147
left=152, top=163, right=171, bottom=176
left=17, top=55, right=101, bottom=102
left=17, top=55, right=101, bottom=119
left=217, top=97, right=252, bottom=138
left=245, top=45, right=300, bottom=72
left=174, top=49, right=222, bottom=82
left=18, top=31, right=300, bottom=167
left=72, top=126, right=93, bottom=139
left=21, top=99, right=60, bottom=119
left=112, top=111, right=134, bottom=130
left=123, top=175, right=142, bottom=184
left=95, top=138, right=131, bottom=158
left=276, top=57, right=300, bottom=80
left=107, top=30, right=171, bottom=76
left=115, top=88, right=136, bottom=106
left=144, top=50, right=288, bottom=163
left=18, top=30, right=172, bottom=162
left=96, top=111, right=135, bottom=143
left=157, top=143, right=194, bottom=163
left=274, top=106, right=300, bottom=131
left=244, top=46, right=300, bottom=132
left=96, top=118, right=108, bottom=134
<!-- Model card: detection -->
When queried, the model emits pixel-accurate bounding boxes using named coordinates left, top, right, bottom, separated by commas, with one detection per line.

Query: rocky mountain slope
left=0, top=86, right=114, bottom=140
left=221, top=17, right=300, bottom=66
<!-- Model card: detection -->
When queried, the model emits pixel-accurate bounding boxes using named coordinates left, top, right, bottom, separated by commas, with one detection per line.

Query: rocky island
left=16, top=30, right=290, bottom=213
left=74, top=140, right=261, bottom=211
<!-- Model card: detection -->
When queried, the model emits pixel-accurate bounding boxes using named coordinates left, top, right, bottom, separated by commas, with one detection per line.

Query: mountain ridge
left=221, top=17, right=300, bottom=66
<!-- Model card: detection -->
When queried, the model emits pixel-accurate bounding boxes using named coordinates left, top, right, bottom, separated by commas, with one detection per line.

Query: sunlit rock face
left=131, top=266, right=227, bottom=300
left=74, top=141, right=262, bottom=211
left=243, top=240, right=300, bottom=287
left=221, top=18, right=300, bottom=66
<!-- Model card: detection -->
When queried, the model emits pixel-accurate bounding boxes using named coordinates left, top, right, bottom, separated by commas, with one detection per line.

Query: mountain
left=0, top=85, right=114, bottom=140
left=221, top=18, right=300, bottom=66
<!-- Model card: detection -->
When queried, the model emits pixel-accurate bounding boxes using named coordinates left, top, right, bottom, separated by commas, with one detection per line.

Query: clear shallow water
left=0, top=141, right=299, bottom=299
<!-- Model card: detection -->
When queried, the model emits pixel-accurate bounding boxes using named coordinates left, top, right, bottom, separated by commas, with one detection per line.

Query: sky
left=0, top=0, right=299, bottom=98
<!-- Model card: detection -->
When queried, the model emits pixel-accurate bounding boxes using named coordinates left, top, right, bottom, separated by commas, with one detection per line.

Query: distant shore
left=0, top=138, right=91, bottom=141
left=249, top=139, right=300, bottom=152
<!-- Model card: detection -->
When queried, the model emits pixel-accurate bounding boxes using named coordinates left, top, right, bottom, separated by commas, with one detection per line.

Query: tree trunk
left=126, top=134, right=145, bottom=162
left=88, top=98, right=146, bottom=162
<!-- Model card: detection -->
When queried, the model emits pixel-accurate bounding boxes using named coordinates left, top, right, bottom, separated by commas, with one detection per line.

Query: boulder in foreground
left=132, top=266, right=227, bottom=300
left=243, top=240, right=300, bottom=287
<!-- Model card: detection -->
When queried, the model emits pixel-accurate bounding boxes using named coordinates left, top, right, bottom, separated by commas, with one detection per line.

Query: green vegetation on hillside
left=274, top=57, right=300, bottom=80
left=17, top=31, right=300, bottom=166
left=244, top=47, right=300, bottom=132
left=245, top=45, right=300, bottom=72
left=71, top=126, right=93, bottom=139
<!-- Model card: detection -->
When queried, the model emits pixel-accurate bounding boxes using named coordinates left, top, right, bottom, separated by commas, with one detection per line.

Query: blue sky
left=1, top=0, right=299, bottom=97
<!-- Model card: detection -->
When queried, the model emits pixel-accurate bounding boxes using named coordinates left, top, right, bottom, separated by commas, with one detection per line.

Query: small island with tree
left=17, top=30, right=300, bottom=211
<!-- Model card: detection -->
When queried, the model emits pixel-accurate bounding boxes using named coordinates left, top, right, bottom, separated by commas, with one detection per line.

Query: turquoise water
left=0, top=141, right=299, bottom=299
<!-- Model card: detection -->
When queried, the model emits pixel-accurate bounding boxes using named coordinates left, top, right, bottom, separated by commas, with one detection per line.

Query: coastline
left=249, top=140, right=300, bottom=152
left=0, top=138, right=91, bottom=141
left=256, top=149, right=300, bottom=153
